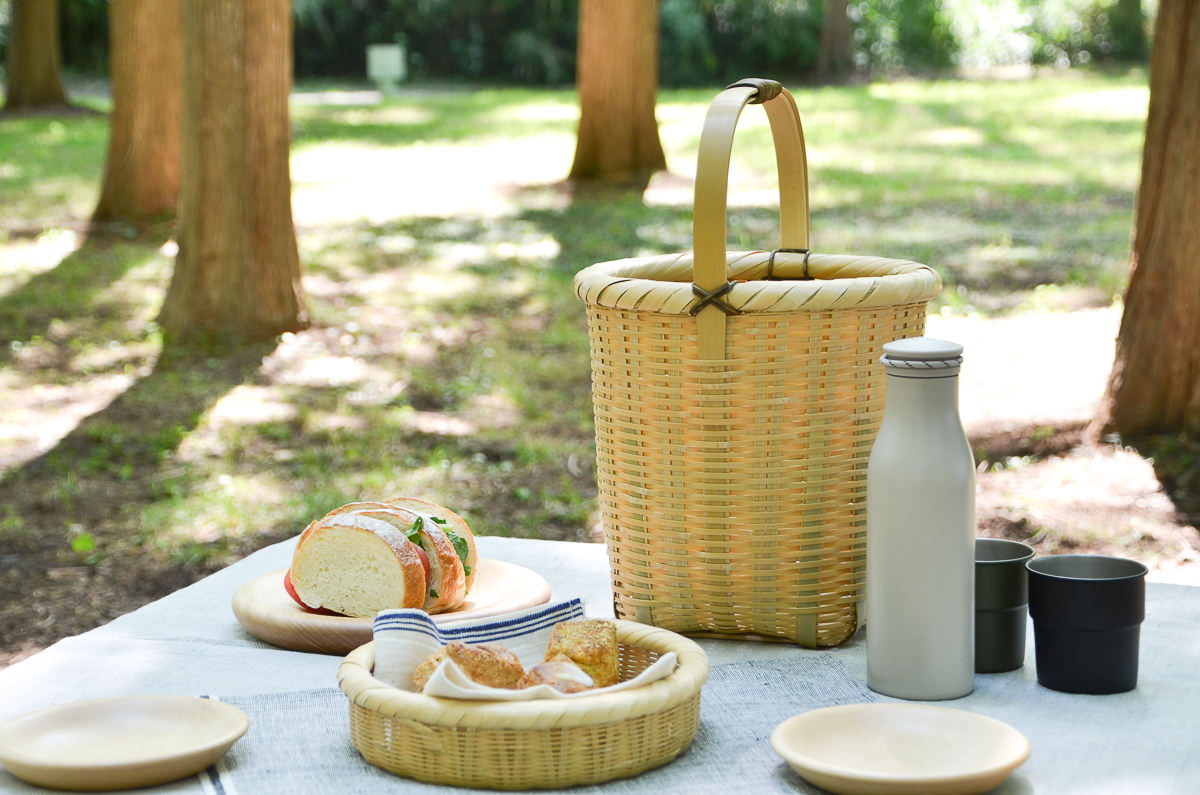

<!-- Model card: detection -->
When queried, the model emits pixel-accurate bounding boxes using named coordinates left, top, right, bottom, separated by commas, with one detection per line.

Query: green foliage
left=1022, top=0, right=1151, bottom=67
left=39, top=0, right=1152, bottom=85
left=292, top=0, right=824, bottom=85
left=292, top=0, right=578, bottom=84
left=58, top=0, right=110, bottom=74
left=659, top=0, right=822, bottom=85
left=70, top=531, right=94, bottom=554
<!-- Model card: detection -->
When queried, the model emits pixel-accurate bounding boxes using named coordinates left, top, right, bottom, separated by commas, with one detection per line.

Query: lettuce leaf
left=404, top=516, right=423, bottom=544
left=443, top=526, right=471, bottom=576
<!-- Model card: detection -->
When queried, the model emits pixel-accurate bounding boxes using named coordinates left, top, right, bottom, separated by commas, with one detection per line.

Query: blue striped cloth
left=372, top=597, right=585, bottom=643
left=371, top=599, right=586, bottom=691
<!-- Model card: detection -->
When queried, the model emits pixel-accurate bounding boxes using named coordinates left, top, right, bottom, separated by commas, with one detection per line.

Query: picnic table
left=1, top=536, right=1197, bottom=793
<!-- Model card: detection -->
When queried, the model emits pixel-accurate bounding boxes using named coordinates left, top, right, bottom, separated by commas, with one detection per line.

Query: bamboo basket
left=337, top=619, right=709, bottom=790
left=573, top=78, right=941, bottom=648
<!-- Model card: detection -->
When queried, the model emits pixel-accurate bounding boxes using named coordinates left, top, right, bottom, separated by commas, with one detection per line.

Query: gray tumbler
left=975, top=539, right=1035, bottom=673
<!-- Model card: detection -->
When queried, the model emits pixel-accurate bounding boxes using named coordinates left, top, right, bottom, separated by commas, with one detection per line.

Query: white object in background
left=866, top=337, right=975, bottom=700
left=366, top=43, right=406, bottom=91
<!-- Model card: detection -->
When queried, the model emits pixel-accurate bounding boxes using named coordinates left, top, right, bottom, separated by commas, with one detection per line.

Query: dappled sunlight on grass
left=0, top=114, right=108, bottom=227
left=291, top=133, right=574, bottom=225
left=0, top=71, right=1152, bottom=574
left=1045, top=85, right=1149, bottom=120
left=205, top=385, right=299, bottom=426
left=0, top=230, right=81, bottom=296
left=919, top=126, right=988, bottom=146
left=486, top=100, right=577, bottom=124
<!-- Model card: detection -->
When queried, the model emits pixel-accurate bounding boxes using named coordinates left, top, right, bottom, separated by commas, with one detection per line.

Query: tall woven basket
left=573, top=79, right=941, bottom=648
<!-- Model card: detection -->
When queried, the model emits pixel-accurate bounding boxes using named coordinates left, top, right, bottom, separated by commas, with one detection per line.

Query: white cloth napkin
left=371, top=599, right=677, bottom=700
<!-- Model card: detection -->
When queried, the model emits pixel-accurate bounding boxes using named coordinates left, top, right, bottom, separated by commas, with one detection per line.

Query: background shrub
left=22, top=0, right=1153, bottom=85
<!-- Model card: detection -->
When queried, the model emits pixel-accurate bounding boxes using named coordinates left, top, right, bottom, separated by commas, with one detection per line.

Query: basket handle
left=692, top=78, right=810, bottom=359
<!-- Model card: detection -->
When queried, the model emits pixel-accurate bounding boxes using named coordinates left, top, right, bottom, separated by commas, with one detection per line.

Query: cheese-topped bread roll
left=544, top=620, right=619, bottom=688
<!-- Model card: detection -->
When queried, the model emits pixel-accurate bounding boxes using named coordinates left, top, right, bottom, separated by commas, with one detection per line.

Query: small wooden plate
left=0, top=696, right=247, bottom=791
left=771, top=703, right=1031, bottom=795
left=232, top=559, right=552, bottom=654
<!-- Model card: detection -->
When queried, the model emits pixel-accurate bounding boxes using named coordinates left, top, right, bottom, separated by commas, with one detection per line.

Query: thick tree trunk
left=569, top=0, right=666, bottom=182
left=4, top=0, right=68, bottom=111
left=159, top=0, right=307, bottom=345
left=1097, top=0, right=1200, bottom=436
left=92, top=0, right=183, bottom=224
left=817, top=0, right=852, bottom=79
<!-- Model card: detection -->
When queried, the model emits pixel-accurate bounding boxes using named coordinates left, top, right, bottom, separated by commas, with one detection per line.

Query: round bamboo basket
left=337, top=620, right=709, bottom=790
left=573, top=79, right=941, bottom=648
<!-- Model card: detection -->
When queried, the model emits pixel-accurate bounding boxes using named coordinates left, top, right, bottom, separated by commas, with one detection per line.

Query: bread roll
left=517, top=657, right=595, bottom=693
left=544, top=620, right=620, bottom=687
left=412, top=642, right=525, bottom=690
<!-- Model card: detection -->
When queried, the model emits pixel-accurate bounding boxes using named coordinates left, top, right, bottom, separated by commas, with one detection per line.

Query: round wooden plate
left=771, top=703, right=1031, bottom=795
left=232, top=559, right=552, bottom=654
left=0, top=696, right=247, bottom=791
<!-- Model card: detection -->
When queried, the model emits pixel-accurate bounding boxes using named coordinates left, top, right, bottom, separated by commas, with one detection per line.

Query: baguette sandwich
left=285, top=497, right=477, bottom=618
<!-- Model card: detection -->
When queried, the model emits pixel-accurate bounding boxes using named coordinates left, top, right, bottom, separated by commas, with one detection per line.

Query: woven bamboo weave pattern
left=337, top=621, right=709, bottom=789
left=583, top=299, right=929, bottom=646
left=572, top=80, right=940, bottom=647
left=575, top=251, right=939, bottom=314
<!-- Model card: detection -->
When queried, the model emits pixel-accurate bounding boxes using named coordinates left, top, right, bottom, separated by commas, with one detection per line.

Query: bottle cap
left=880, top=337, right=963, bottom=376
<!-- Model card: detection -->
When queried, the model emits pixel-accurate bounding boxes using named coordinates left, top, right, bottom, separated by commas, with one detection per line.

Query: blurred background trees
left=2, top=0, right=1155, bottom=92
left=569, top=0, right=666, bottom=182
left=159, top=0, right=307, bottom=346
left=1097, top=0, right=1198, bottom=437
left=4, top=0, right=67, bottom=110
left=91, top=0, right=181, bottom=225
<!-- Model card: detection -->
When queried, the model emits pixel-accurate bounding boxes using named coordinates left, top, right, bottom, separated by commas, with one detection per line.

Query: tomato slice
left=412, top=543, right=432, bottom=584
left=283, top=569, right=340, bottom=615
left=283, top=568, right=307, bottom=607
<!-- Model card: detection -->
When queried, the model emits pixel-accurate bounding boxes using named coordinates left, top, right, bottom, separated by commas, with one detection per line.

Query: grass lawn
left=0, top=70, right=1150, bottom=652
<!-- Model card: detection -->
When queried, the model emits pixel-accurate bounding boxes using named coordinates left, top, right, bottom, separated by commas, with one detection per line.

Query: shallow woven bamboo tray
left=573, top=79, right=941, bottom=648
left=337, top=619, right=710, bottom=790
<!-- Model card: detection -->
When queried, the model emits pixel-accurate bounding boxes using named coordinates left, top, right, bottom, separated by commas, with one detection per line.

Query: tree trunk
left=4, top=0, right=68, bottom=111
left=92, top=0, right=183, bottom=225
left=569, top=0, right=666, bottom=182
left=1097, top=0, right=1200, bottom=436
left=159, top=0, right=307, bottom=346
left=817, top=0, right=852, bottom=79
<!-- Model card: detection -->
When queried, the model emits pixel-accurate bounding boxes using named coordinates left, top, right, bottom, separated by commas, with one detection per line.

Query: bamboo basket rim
left=574, top=250, right=940, bottom=315
left=337, top=619, right=710, bottom=730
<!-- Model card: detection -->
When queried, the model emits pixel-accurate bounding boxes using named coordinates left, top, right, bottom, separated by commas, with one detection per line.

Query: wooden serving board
left=232, top=559, right=552, bottom=655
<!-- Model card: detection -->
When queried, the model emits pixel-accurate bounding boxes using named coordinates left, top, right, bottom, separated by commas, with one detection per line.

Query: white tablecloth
left=1, top=537, right=1198, bottom=793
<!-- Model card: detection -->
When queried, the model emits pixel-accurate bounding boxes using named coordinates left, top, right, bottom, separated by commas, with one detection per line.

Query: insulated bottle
left=866, top=337, right=975, bottom=700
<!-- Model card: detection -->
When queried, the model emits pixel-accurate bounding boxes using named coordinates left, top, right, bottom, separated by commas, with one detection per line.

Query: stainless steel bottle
left=866, top=337, right=975, bottom=700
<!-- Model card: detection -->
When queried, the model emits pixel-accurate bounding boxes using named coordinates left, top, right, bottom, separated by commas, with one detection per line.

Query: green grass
left=0, top=70, right=1148, bottom=570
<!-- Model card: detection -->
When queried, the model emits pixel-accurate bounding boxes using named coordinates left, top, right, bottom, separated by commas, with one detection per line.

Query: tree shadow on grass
left=0, top=331, right=280, bottom=657
left=0, top=227, right=170, bottom=366
left=1, top=340, right=277, bottom=550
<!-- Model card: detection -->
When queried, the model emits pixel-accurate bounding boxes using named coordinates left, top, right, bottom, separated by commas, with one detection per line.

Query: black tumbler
left=975, top=539, right=1035, bottom=673
left=1027, top=554, right=1147, bottom=694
